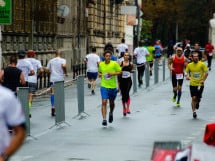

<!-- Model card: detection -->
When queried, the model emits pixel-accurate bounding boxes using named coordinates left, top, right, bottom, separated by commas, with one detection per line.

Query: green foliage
left=141, top=0, right=215, bottom=46
left=140, top=20, right=153, bottom=40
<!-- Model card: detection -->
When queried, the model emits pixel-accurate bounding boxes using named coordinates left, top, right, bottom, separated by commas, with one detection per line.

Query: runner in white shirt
left=84, top=47, right=100, bottom=95
left=134, top=40, right=149, bottom=87
left=26, top=50, right=43, bottom=117
left=16, top=50, right=35, bottom=85
left=0, top=85, right=26, bottom=161
left=46, top=49, right=68, bottom=116
left=116, top=38, right=128, bottom=58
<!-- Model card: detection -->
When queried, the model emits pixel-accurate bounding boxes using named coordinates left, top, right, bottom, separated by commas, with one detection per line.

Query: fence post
left=163, top=58, right=166, bottom=81
left=77, top=75, right=85, bottom=114
left=54, top=81, right=65, bottom=125
left=154, top=59, right=159, bottom=84
left=132, top=67, right=137, bottom=93
left=145, top=62, right=150, bottom=88
left=17, top=87, right=30, bottom=136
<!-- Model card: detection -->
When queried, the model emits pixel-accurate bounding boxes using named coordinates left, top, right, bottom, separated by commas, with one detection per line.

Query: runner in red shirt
left=168, top=47, right=188, bottom=107
left=204, top=40, right=214, bottom=71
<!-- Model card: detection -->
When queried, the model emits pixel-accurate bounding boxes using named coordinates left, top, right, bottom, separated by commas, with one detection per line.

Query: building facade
left=1, top=0, right=125, bottom=71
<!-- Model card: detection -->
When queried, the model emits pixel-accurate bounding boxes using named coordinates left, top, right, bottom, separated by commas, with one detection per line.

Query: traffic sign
left=0, top=0, right=12, bottom=25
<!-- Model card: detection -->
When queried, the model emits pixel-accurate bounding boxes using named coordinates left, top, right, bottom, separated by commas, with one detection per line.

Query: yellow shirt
left=185, top=61, right=208, bottom=86
left=98, top=60, right=121, bottom=88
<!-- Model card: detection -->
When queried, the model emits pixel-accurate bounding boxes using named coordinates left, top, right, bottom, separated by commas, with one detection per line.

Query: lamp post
left=209, top=13, right=215, bottom=46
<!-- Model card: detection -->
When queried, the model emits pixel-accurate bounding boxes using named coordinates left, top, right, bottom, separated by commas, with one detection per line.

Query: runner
left=118, top=52, right=133, bottom=116
left=168, top=47, right=187, bottom=107
left=84, top=47, right=100, bottom=95
left=185, top=52, right=208, bottom=119
left=98, top=50, right=121, bottom=126
left=46, top=49, right=68, bottom=116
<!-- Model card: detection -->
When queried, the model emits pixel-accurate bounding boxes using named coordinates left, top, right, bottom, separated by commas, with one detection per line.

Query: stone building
left=1, top=0, right=125, bottom=71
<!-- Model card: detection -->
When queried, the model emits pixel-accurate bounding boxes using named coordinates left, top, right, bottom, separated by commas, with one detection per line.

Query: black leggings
left=119, top=77, right=132, bottom=103
left=137, top=65, right=145, bottom=85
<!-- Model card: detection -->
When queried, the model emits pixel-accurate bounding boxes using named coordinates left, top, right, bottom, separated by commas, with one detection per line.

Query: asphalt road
left=11, top=61, right=215, bottom=161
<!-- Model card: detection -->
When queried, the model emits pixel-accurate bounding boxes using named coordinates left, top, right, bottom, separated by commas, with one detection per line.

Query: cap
left=18, top=50, right=26, bottom=56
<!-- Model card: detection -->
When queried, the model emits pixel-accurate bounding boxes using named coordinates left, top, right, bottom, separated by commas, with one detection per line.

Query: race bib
left=122, top=71, right=131, bottom=78
left=193, top=72, right=201, bottom=79
left=209, top=52, right=213, bottom=56
left=104, top=73, right=112, bottom=80
left=176, top=73, right=183, bottom=80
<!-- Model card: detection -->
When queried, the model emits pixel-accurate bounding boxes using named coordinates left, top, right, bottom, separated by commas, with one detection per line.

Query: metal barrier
left=17, top=87, right=30, bottom=136
left=154, top=58, right=159, bottom=84
left=54, top=81, right=66, bottom=125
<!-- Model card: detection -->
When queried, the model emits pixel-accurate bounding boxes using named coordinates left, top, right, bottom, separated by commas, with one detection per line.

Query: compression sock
left=50, top=94, right=54, bottom=107
left=177, top=91, right=182, bottom=103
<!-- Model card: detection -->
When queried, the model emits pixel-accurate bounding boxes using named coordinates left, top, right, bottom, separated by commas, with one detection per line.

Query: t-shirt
left=85, top=53, right=100, bottom=72
left=16, top=59, right=34, bottom=81
left=2, top=66, right=22, bottom=92
left=134, top=46, right=149, bottom=64
left=146, top=46, right=155, bottom=62
left=26, top=58, right=42, bottom=83
left=117, top=43, right=128, bottom=57
left=185, top=61, right=208, bottom=86
left=47, top=57, right=66, bottom=82
left=98, top=60, right=121, bottom=88
left=0, top=85, right=25, bottom=154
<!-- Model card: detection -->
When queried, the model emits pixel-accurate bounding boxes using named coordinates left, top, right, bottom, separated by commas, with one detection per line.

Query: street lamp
left=209, top=13, right=215, bottom=46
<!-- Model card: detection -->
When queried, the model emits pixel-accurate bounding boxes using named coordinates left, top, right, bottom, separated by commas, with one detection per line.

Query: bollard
left=77, top=75, right=85, bottom=114
left=132, top=68, right=137, bottom=93
left=17, top=87, right=30, bottom=136
left=154, top=59, right=159, bottom=84
left=54, top=81, right=65, bottom=124
left=163, top=58, right=166, bottom=81
left=145, top=62, right=150, bottom=88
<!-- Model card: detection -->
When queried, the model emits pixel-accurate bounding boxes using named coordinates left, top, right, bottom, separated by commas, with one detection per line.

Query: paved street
left=11, top=61, right=215, bottom=161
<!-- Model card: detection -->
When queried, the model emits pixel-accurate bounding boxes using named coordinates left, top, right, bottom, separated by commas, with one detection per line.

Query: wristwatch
left=1, top=153, right=9, bottom=161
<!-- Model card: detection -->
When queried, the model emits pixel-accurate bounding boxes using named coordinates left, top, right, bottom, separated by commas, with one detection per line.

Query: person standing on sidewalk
left=168, top=47, right=187, bottom=107
left=0, top=55, right=26, bottom=95
left=26, top=50, right=44, bottom=117
left=0, top=85, right=26, bottom=161
left=98, top=50, right=121, bottom=126
left=134, top=40, right=149, bottom=87
left=185, top=52, right=208, bottom=119
left=84, top=47, right=100, bottom=95
left=118, top=52, right=133, bottom=116
left=204, top=40, right=214, bottom=71
left=46, top=49, right=68, bottom=116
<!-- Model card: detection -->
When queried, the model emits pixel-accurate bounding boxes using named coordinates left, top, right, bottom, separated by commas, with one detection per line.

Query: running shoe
left=172, top=97, right=176, bottom=102
left=123, top=108, right=127, bottom=116
left=193, top=112, right=197, bottom=119
left=176, top=103, right=180, bottom=107
left=102, top=120, right=107, bottom=126
left=127, top=108, right=131, bottom=114
left=108, top=112, right=113, bottom=123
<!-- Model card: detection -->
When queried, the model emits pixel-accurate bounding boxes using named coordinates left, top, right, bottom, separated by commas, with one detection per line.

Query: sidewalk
left=12, top=60, right=215, bottom=161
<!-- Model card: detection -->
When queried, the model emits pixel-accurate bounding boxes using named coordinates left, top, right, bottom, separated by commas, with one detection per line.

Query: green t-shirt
left=185, top=61, right=208, bottom=86
left=98, top=60, right=121, bottom=88
left=146, top=46, right=155, bottom=62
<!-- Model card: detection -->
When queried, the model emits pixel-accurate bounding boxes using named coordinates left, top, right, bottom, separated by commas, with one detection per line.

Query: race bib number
left=104, top=73, right=112, bottom=80
left=122, top=71, right=131, bottom=78
left=209, top=52, right=213, bottom=56
left=176, top=73, right=183, bottom=80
